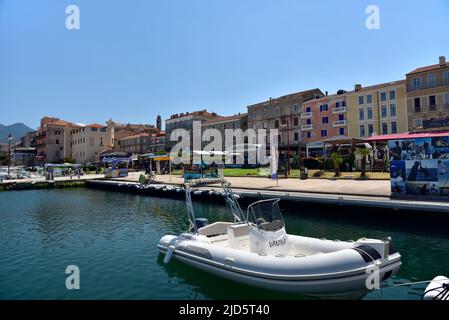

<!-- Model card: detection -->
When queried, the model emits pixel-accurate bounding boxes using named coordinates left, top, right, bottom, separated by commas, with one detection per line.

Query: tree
left=330, top=152, right=343, bottom=177
left=63, top=157, right=76, bottom=164
left=355, top=147, right=371, bottom=178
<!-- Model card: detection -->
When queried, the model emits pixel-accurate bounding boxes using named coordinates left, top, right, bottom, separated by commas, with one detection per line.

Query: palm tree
left=355, top=147, right=371, bottom=178
left=330, top=152, right=343, bottom=177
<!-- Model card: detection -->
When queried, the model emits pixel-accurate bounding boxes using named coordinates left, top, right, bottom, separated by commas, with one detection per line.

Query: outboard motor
left=195, top=218, right=209, bottom=229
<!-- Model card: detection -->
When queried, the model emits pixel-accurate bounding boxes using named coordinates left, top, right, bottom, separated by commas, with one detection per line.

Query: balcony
left=301, top=124, right=313, bottom=131
left=332, top=106, right=346, bottom=114
left=301, top=112, right=312, bottom=119
left=333, top=120, right=347, bottom=127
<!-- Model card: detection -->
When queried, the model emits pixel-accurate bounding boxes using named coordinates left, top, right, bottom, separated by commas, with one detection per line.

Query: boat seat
left=227, top=224, right=250, bottom=250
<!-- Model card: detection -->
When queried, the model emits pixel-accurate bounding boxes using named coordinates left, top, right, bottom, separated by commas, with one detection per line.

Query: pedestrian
left=77, top=168, right=81, bottom=179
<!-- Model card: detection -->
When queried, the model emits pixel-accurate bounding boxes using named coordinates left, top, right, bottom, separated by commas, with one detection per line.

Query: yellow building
left=346, top=80, right=407, bottom=138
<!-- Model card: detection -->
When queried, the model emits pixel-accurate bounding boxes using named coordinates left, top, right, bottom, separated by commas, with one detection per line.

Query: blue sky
left=1, top=0, right=448, bottom=129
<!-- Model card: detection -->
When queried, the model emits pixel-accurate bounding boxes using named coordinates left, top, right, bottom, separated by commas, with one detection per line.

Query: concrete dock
left=86, top=179, right=449, bottom=215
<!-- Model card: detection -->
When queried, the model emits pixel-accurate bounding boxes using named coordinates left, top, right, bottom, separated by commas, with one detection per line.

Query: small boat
left=422, top=276, right=449, bottom=300
left=157, top=179, right=402, bottom=299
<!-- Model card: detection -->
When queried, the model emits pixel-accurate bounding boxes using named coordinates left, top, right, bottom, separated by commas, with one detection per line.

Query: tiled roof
left=347, top=80, right=406, bottom=94
left=86, top=123, right=104, bottom=128
left=248, top=88, right=323, bottom=107
left=407, top=63, right=449, bottom=75
left=203, top=113, right=247, bottom=124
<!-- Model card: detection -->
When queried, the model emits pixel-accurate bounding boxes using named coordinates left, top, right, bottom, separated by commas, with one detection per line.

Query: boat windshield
left=247, top=199, right=284, bottom=232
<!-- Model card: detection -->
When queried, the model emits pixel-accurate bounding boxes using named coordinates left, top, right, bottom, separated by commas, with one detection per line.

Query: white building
left=70, top=123, right=114, bottom=163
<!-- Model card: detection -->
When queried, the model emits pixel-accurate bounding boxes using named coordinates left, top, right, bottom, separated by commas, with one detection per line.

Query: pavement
left=0, top=174, right=105, bottom=184
left=117, top=171, right=391, bottom=197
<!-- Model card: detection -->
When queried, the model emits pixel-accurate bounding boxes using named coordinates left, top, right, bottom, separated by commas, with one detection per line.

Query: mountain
left=0, top=123, right=35, bottom=143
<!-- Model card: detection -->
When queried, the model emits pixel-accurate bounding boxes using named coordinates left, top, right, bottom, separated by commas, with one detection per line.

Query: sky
left=0, top=0, right=448, bottom=129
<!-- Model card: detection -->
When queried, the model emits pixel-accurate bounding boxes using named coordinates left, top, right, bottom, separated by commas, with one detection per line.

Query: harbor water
left=1, top=188, right=448, bottom=300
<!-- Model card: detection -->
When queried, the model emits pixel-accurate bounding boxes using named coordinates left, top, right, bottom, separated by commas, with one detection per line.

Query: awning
left=365, top=131, right=449, bottom=142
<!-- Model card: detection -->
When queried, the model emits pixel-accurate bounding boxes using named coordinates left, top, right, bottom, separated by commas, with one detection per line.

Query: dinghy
left=157, top=179, right=402, bottom=299
left=422, top=276, right=449, bottom=300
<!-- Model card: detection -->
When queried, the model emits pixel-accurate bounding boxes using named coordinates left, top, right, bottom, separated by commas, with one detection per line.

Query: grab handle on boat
left=164, top=245, right=176, bottom=264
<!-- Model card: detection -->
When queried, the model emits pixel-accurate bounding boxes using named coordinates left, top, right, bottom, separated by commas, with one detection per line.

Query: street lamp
left=8, top=133, right=12, bottom=179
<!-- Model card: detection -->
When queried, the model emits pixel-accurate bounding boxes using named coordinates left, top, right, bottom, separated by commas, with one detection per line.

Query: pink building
left=301, top=91, right=348, bottom=143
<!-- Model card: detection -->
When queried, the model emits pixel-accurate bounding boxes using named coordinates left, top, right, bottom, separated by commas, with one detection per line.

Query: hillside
left=0, top=123, right=34, bottom=143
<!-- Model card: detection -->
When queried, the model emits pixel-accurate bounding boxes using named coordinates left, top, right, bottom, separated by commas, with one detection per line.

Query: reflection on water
left=0, top=188, right=448, bottom=300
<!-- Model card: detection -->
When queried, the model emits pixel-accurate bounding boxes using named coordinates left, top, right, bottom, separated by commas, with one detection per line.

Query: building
left=70, top=123, right=113, bottom=163
left=247, top=89, right=324, bottom=155
left=201, top=113, right=248, bottom=150
left=301, top=91, right=348, bottom=143
left=106, top=119, right=159, bottom=151
left=346, top=80, right=407, bottom=139
left=35, top=117, right=76, bottom=163
left=149, top=132, right=166, bottom=153
left=156, top=115, right=162, bottom=131
left=12, top=147, right=37, bottom=166
left=20, top=131, right=37, bottom=148
left=406, top=56, right=449, bottom=132
left=118, top=133, right=152, bottom=154
left=165, top=109, right=220, bottom=151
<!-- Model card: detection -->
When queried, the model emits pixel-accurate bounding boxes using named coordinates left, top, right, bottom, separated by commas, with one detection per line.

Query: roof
left=304, top=93, right=348, bottom=104
left=247, top=88, right=324, bottom=108
left=407, top=63, right=449, bottom=75
left=86, top=123, right=104, bottom=128
left=347, top=80, right=406, bottom=94
left=365, top=131, right=449, bottom=142
left=167, top=110, right=219, bottom=120
left=119, top=133, right=150, bottom=141
left=203, top=113, right=247, bottom=125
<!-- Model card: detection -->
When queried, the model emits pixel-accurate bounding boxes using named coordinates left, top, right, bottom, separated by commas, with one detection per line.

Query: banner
left=270, top=145, right=278, bottom=180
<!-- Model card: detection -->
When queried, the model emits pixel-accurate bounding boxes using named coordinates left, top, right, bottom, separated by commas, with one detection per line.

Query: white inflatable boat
left=158, top=180, right=402, bottom=299
left=422, top=276, right=449, bottom=300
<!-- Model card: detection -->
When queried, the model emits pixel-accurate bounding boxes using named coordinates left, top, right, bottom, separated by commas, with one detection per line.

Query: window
left=293, top=117, right=298, bottom=126
left=390, top=104, right=397, bottom=117
left=89, top=137, right=94, bottom=146
left=359, top=108, right=365, bottom=121
left=322, top=117, right=329, bottom=124
left=306, top=132, right=312, bottom=139
left=429, top=96, right=436, bottom=110
left=55, top=139, right=59, bottom=145
left=338, top=114, right=344, bottom=121
left=275, top=107, right=280, bottom=115
left=366, top=94, right=372, bottom=104
left=306, top=119, right=312, bottom=125
left=359, top=125, right=366, bottom=137
left=251, top=112, right=256, bottom=120
left=414, top=98, right=421, bottom=112
left=415, top=118, right=423, bottom=128
left=275, top=120, right=279, bottom=128
left=293, top=104, right=299, bottom=112
left=391, top=122, right=398, bottom=134
left=100, top=127, right=107, bottom=132
left=381, top=105, right=388, bottom=118
left=321, top=130, right=328, bottom=137
left=305, top=106, right=311, bottom=113
left=368, top=124, right=374, bottom=137
left=427, top=74, right=436, bottom=87
left=263, top=122, right=267, bottom=129
left=358, top=96, right=364, bottom=105
left=389, top=90, right=396, bottom=100
left=320, top=104, right=328, bottom=112
left=367, top=107, right=373, bottom=120
left=413, top=78, right=421, bottom=89
left=91, top=127, right=98, bottom=132
left=252, top=124, right=256, bottom=130
left=380, top=92, right=387, bottom=102
left=294, top=132, right=299, bottom=141
left=382, top=123, right=388, bottom=135
left=445, top=93, right=449, bottom=108
left=444, top=71, right=449, bottom=85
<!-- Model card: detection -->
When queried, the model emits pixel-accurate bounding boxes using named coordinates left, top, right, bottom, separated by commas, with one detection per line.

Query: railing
left=301, top=112, right=312, bottom=119
left=301, top=124, right=313, bottom=131
left=332, top=107, right=346, bottom=113
left=332, top=120, right=347, bottom=127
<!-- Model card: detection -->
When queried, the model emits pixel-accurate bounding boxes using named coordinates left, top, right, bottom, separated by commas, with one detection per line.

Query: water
left=1, top=188, right=448, bottom=300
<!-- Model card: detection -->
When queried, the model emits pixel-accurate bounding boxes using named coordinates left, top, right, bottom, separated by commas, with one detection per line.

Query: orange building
left=301, top=91, right=348, bottom=143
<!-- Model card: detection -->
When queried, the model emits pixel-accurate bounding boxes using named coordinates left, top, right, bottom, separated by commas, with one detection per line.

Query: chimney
left=325, top=91, right=328, bottom=96
left=355, top=84, right=362, bottom=91
left=439, top=56, right=446, bottom=66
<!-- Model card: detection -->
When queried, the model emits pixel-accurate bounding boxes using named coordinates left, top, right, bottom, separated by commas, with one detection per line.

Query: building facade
left=70, top=123, right=113, bottom=163
left=118, top=133, right=152, bottom=154
left=406, top=56, right=449, bottom=132
left=165, top=110, right=220, bottom=151
left=247, top=89, right=324, bottom=154
left=12, top=147, right=37, bottom=166
left=301, top=91, right=348, bottom=143
left=201, top=113, right=248, bottom=150
left=347, top=81, right=408, bottom=139
left=35, top=117, right=75, bottom=163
